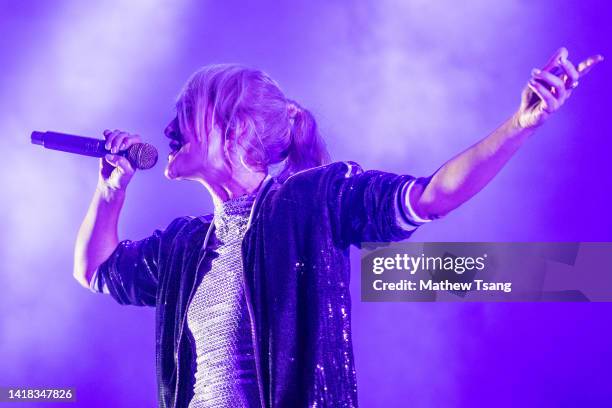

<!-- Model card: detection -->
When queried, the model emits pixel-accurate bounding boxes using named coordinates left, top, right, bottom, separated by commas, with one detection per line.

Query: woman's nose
left=164, top=117, right=180, bottom=139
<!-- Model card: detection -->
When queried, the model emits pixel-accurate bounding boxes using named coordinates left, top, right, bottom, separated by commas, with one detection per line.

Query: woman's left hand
left=513, top=47, right=604, bottom=129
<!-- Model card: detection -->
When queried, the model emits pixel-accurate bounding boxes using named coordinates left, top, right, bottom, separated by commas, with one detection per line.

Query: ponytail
left=277, top=100, right=331, bottom=182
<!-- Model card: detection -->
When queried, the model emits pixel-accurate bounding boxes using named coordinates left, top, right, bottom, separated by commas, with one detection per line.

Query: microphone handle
left=31, top=131, right=124, bottom=158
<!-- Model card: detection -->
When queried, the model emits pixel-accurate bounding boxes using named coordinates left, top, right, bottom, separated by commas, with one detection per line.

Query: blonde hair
left=175, top=64, right=330, bottom=181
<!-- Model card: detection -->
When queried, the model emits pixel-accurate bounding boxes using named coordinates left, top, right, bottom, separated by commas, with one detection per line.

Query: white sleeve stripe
left=395, top=181, right=418, bottom=231
left=88, top=270, right=98, bottom=293
left=403, top=179, right=432, bottom=224
left=89, top=269, right=109, bottom=294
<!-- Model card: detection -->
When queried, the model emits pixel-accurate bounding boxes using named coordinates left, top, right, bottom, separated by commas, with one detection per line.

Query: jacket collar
left=246, top=173, right=276, bottom=229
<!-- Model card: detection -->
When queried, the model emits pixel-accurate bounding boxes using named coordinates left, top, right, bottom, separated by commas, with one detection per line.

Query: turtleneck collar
left=213, top=192, right=257, bottom=218
left=212, top=192, right=257, bottom=243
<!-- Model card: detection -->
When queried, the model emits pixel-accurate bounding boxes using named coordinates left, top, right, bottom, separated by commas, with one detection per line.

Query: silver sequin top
left=186, top=193, right=261, bottom=408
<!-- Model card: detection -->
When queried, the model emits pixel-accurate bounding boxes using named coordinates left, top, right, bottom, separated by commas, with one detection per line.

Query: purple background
left=1, top=0, right=611, bottom=406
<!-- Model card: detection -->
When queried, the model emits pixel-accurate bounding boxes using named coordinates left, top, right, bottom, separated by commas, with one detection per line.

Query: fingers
left=103, top=129, right=142, bottom=154
left=541, top=47, right=579, bottom=90
left=103, top=129, right=126, bottom=153
left=524, top=47, right=604, bottom=118
left=543, top=46, right=568, bottom=71
left=104, top=154, right=135, bottom=175
left=528, top=79, right=558, bottom=113
left=541, top=48, right=604, bottom=82
left=558, top=57, right=580, bottom=89
left=531, top=68, right=567, bottom=101
left=577, top=54, right=605, bottom=77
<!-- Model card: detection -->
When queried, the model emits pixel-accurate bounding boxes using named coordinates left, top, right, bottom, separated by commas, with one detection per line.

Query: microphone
left=31, top=131, right=158, bottom=170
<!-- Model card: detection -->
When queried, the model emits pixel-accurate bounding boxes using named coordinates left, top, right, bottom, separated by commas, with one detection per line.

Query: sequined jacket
left=92, top=161, right=421, bottom=408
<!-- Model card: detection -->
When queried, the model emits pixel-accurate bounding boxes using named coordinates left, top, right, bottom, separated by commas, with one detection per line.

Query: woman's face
left=163, top=109, right=232, bottom=184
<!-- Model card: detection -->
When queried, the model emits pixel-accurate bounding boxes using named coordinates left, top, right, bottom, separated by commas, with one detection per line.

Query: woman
left=73, top=47, right=602, bottom=408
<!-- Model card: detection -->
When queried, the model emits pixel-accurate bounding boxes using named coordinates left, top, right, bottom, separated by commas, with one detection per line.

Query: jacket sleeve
left=327, top=161, right=424, bottom=248
left=90, top=216, right=189, bottom=306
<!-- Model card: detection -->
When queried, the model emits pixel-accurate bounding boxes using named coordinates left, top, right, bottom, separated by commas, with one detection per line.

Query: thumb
left=105, top=154, right=135, bottom=174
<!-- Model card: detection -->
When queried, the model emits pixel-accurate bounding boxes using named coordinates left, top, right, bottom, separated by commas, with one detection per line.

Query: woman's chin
left=165, top=163, right=195, bottom=181
left=164, top=169, right=175, bottom=180
left=164, top=162, right=179, bottom=180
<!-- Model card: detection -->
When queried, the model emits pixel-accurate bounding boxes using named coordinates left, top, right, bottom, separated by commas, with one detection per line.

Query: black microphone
left=31, top=131, right=158, bottom=170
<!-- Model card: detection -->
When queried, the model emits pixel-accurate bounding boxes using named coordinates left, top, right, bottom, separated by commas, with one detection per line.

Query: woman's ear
left=238, top=152, right=256, bottom=173
left=223, top=134, right=254, bottom=173
left=224, top=138, right=243, bottom=170
left=224, top=118, right=244, bottom=155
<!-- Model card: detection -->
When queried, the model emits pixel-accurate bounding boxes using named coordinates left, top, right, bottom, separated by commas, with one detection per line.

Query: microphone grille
left=127, top=143, right=158, bottom=170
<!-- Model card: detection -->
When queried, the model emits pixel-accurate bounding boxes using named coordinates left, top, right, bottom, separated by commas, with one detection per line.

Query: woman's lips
left=169, top=140, right=182, bottom=155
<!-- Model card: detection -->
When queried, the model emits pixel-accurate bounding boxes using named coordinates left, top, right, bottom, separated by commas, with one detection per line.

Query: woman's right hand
left=98, top=129, right=142, bottom=193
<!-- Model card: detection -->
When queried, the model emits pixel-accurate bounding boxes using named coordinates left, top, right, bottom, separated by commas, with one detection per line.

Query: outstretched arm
left=406, top=47, right=604, bottom=221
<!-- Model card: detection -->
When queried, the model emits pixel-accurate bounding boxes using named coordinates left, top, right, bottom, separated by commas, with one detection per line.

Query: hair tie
left=287, top=102, right=302, bottom=120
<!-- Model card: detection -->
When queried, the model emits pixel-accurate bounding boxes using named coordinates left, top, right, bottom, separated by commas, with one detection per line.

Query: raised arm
left=406, top=47, right=604, bottom=220
left=73, top=130, right=140, bottom=288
